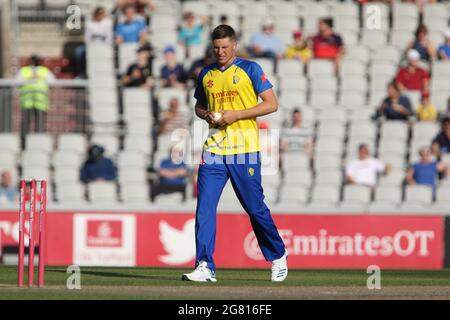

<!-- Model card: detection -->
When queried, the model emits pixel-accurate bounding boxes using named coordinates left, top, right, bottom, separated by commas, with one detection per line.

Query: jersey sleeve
left=248, top=62, right=273, bottom=94
left=193, top=68, right=207, bottom=106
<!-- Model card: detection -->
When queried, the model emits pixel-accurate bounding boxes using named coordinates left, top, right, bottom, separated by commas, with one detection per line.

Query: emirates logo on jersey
left=207, top=80, right=214, bottom=88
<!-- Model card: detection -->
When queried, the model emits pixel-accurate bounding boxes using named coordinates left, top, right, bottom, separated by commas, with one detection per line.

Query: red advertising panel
left=136, top=213, right=445, bottom=269
left=0, top=211, right=445, bottom=269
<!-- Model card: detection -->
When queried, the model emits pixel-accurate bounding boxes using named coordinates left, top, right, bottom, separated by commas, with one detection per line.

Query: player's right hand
left=203, top=111, right=217, bottom=125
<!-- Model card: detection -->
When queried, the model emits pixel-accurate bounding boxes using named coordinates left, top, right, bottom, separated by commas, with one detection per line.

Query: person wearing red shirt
left=309, top=18, right=344, bottom=60
left=395, top=49, right=430, bottom=94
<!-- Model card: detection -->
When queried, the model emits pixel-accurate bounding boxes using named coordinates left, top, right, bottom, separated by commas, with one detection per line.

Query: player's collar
left=216, top=57, right=239, bottom=72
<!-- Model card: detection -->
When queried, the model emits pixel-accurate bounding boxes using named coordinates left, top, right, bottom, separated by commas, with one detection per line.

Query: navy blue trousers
left=195, top=151, right=285, bottom=271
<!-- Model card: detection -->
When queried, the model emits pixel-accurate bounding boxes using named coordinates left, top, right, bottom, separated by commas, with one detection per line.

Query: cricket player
left=182, top=25, right=287, bottom=282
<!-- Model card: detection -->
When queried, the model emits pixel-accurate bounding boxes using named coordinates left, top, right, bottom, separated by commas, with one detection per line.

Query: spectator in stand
left=248, top=19, right=284, bottom=63
left=158, top=97, right=189, bottom=135
left=373, top=82, right=414, bottom=121
left=86, top=6, right=113, bottom=43
left=0, top=170, right=17, bottom=204
left=432, top=117, right=450, bottom=157
left=16, top=55, right=55, bottom=138
left=437, top=29, right=450, bottom=60
left=345, top=144, right=390, bottom=188
left=74, top=6, right=113, bottom=78
left=284, top=31, right=312, bottom=64
left=151, top=145, right=189, bottom=201
left=395, top=49, right=430, bottom=94
left=406, top=146, right=447, bottom=195
left=188, top=46, right=216, bottom=82
left=122, top=46, right=154, bottom=88
left=406, top=24, right=436, bottom=65
left=178, top=12, right=208, bottom=47
left=416, top=92, right=437, bottom=122
left=113, top=0, right=154, bottom=37
left=309, top=18, right=344, bottom=68
left=439, top=98, right=450, bottom=121
left=280, top=108, right=314, bottom=159
left=115, top=4, right=148, bottom=44
left=80, top=145, right=117, bottom=184
left=160, top=46, right=187, bottom=88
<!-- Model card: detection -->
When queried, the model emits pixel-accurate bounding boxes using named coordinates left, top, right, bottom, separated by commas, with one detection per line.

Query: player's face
left=213, top=37, right=237, bottom=66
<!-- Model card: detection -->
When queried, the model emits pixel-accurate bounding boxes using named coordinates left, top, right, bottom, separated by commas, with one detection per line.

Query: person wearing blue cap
left=161, top=46, right=187, bottom=88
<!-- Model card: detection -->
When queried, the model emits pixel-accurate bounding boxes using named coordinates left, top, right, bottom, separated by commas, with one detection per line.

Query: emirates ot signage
left=0, top=211, right=445, bottom=269
left=238, top=215, right=442, bottom=269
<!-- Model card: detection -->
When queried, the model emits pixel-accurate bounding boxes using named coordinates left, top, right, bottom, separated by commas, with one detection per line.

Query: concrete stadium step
left=19, top=44, right=62, bottom=57
left=18, top=22, right=67, bottom=58
left=19, top=22, right=61, bottom=34
left=19, top=31, right=64, bottom=40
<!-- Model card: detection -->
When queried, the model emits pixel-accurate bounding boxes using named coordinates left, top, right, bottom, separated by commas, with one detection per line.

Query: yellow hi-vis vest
left=19, top=66, right=51, bottom=111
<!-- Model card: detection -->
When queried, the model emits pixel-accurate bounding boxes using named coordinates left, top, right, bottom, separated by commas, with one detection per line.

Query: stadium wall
left=0, top=211, right=448, bottom=269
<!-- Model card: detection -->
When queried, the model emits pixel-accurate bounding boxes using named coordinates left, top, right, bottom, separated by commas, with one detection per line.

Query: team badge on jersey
left=232, top=75, right=240, bottom=84
left=248, top=167, right=255, bottom=177
left=207, top=80, right=214, bottom=88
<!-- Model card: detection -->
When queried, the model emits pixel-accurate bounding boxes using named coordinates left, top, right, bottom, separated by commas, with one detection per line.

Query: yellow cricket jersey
left=194, top=57, right=273, bottom=155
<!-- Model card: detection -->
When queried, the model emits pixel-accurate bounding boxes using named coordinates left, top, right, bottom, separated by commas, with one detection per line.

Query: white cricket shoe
left=271, top=251, right=288, bottom=282
left=182, top=261, right=217, bottom=282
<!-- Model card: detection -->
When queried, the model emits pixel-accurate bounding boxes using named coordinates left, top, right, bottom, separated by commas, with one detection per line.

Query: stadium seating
left=2, top=0, right=450, bottom=212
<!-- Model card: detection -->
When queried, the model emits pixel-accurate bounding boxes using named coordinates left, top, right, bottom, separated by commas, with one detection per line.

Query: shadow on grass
left=45, top=268, right=177, bottom=282
left=44, top=268, right=272, bottom=284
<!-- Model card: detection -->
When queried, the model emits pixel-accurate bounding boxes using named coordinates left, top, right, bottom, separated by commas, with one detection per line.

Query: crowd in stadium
left=1, top=0, right=450, bottom=210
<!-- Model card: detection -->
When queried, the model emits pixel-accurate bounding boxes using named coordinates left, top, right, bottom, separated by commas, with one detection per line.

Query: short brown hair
left=320, top=17, right=333, bottom=29
left=415, top=24, right=428, bottom=38
left=92, top=6, right=105, bottom=20
left=388, top=81, right=400, bottom=92
left=358, top=143, right=369, bottom=151
left=211, top=25, right=236, bottom=41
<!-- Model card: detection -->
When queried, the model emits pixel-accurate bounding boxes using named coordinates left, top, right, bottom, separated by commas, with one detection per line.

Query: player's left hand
left=217, top=110, right=240, bottom=127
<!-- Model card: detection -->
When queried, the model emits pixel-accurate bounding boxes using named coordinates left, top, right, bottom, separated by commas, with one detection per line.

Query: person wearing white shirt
left=75, top=7, right=113, bottom=78
left=345, top=144, right=390, bottom=188
left=85, top=7, right=113, bottom=43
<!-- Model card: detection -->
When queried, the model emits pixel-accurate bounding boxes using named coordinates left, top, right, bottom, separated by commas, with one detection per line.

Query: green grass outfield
left=1, top=266, right=450, bottom=299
